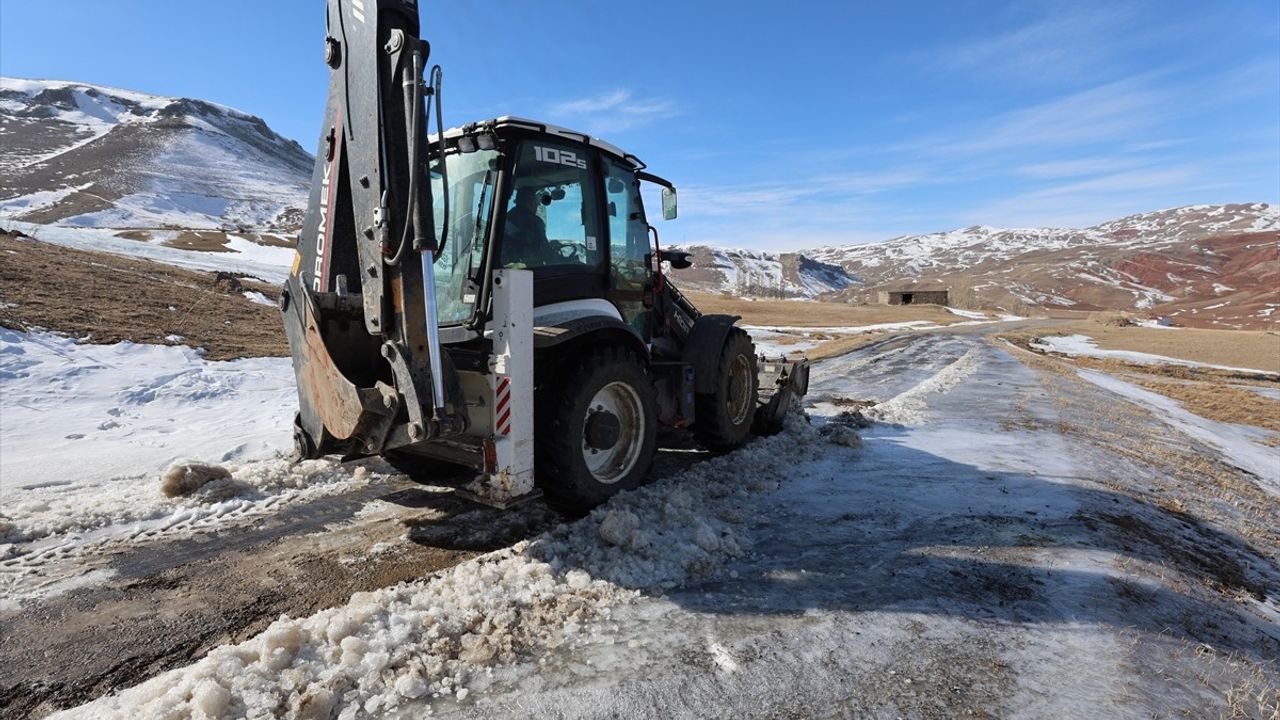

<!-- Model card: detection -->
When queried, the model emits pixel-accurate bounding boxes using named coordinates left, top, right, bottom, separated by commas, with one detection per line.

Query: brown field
left=805, top=334, right=895, bottom=361
left=1129, top=377, right=1280, bottom=439
left=685, top=292, right=962, bottom=327
left=1003, top=324, right=1280, bottom=439
left=0, top=232, right=288, bottom=360
left=1047, top=321, right=1280, bottom=375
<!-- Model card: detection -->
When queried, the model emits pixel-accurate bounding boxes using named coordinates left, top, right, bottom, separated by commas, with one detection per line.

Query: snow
left=0, top=328, right=296, bottom=544
left=242, top=290, right=275, bottom=306
left=0, top=220, right=294, bottom=283
left=1031, top=334, right=1276, bottom=377
left=0, top=79, right=166, bottom=171
left=1, top=77, right=170, bottom=110
left=53, top=414, right=818, bottom=720
left=945, top=307, right=989, bottom=319
left=1076, top=370, right=1279, bottom=495
left=60, top=132, right=308, bottom=230
left=743, top=327, right=819, bottom=357
left=37, top=329, right=1280, bottom=718
left=744, top=321, right=951, bottom=357
left=743, top=320, right=936, bottom=335
left=0, top=77, right=309, bottom=227
left=0, top=184, right=91, bottom=216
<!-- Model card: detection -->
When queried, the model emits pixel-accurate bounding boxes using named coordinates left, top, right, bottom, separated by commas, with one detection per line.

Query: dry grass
left=0, top=232, right=288, bottom=359
left=1012, top=322, right=1280, bottom=375
left=806, top=334, right=895, bottom=361
left=1129, top=377, right=1280, bottom=434
left=1002, top=330, right=1280, bottom=433
left=1089, top=310, right=1135, bottom=327
left=685, top=292, right=960, bottom=328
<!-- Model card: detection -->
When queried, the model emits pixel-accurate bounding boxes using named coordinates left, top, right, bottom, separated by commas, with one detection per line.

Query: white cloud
left=963, top=165, right=1202, bottom=227
left=1016, top=156, right=1147, bottom=179
left=951, top=76, right=1166, bottom=154
left=938, top=6, right=1132, bottom=83
left=545, top=89, right=677, bottom=135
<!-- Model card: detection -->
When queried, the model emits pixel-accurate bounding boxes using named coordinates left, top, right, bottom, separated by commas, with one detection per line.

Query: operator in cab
left=503, top=187, right=548, bottom=268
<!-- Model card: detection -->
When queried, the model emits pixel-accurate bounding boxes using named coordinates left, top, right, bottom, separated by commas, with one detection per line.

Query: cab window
left=501, top=140, right=602, bottom=272
left=603, top=159, right=650, bottom=333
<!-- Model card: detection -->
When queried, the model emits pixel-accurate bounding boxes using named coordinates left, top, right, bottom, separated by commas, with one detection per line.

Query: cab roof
left=442, top=116, right=645, bottom=170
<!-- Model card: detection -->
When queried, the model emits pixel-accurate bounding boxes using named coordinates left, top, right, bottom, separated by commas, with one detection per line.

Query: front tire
left=536, top=346, right=658, bottom=512
left=694, top=327, right=758, bottom=451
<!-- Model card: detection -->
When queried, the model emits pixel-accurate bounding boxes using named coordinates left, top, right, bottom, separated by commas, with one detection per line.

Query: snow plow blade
left=754, top=356, right=809, bottom=435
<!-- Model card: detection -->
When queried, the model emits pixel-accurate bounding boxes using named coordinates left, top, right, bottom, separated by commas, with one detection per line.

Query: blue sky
left=2, top=0, right=1277, bottom=249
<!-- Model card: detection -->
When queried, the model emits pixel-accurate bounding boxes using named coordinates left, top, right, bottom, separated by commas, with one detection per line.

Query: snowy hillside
left=668, top=245, right=860, bottom=298
left=671, top=204, right=1278, bottom=326
left=0, top=78, right=311, bottom=231
left=808, top=203, right=1278, bottom=273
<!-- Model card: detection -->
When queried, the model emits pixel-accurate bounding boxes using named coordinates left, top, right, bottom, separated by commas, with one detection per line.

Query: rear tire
left=536, top=346, right=658, bottom=512
left=694, top=327, right=758, bottom=451
left=383, top=450, right=471, bottom=485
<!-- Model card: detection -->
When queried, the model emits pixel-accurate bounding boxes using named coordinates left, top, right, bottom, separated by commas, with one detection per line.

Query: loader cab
left=431, top=117, right=669, bottom=343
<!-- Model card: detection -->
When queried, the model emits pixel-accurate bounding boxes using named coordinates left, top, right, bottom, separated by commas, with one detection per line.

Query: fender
left=533, top=314, right=649, bottom=360
left=683, top=314, right=739, bottom=394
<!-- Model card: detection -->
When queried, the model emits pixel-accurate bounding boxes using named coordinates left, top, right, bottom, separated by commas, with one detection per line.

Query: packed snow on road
left=5, top=325, right=1274, bottom=719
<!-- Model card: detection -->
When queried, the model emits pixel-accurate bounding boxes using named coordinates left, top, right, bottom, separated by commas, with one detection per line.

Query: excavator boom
left=284, top=0, right=462, bottom=461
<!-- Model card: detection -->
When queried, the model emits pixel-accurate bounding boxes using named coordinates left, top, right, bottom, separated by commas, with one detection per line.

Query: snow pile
left=1031, top=334, right=1276, bottom=377
left=56, top=417, right=820, bottom=719
left=865, top=348, right=982, bottom=425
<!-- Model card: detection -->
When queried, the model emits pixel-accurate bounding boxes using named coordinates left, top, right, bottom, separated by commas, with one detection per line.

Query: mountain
left=670, top=204, right=1279, bottom=328
left=670, top=246, right=859, bottom=298
left=0, top=78, right=311, bottom=232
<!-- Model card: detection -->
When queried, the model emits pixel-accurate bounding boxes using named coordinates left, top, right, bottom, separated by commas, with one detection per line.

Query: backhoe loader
left=283, top=0, right=808, bottom=510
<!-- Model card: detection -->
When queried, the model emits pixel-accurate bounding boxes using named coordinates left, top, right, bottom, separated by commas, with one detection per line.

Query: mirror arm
left=636, top=171, right=674, bottom=189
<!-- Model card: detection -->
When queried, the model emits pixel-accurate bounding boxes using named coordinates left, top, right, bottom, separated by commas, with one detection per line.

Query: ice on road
left=54, top=331, right=1280, bottom=719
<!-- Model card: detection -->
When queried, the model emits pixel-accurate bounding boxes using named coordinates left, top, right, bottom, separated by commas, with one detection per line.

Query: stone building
left=877, top=287, right=949, bottom=306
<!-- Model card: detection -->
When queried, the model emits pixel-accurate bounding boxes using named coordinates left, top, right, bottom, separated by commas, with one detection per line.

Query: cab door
left=499, top=138, right=608, bottom=307
left=601, top=159, right=652, bottom=338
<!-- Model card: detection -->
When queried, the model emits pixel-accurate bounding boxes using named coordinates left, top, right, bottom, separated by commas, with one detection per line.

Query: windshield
left=430, top=148, right=499, bottom=325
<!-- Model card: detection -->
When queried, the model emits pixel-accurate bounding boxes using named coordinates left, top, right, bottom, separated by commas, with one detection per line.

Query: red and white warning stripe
left=494, top=376, right=512, bottom=436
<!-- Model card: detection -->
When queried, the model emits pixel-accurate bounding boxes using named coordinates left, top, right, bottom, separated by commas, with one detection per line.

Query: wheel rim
left=582, top=381, right=645, bottom=484
left=726, top=354, right=753, bottom=425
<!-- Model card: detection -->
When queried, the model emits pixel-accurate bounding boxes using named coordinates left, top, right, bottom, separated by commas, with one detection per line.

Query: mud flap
left=754, top=356, right=810, bottom=435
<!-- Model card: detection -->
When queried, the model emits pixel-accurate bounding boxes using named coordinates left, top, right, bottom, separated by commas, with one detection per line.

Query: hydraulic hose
left=385, top=44, right=424, bottom=267
left=429, top=64, right=447, bottom=261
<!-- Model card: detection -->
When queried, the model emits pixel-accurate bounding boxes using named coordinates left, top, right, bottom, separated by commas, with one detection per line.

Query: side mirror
left=661, top=187, right=677, bottom=221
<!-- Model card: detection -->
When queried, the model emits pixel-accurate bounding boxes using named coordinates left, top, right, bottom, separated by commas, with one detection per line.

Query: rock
left=159, top=462, right=232, bottom=497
